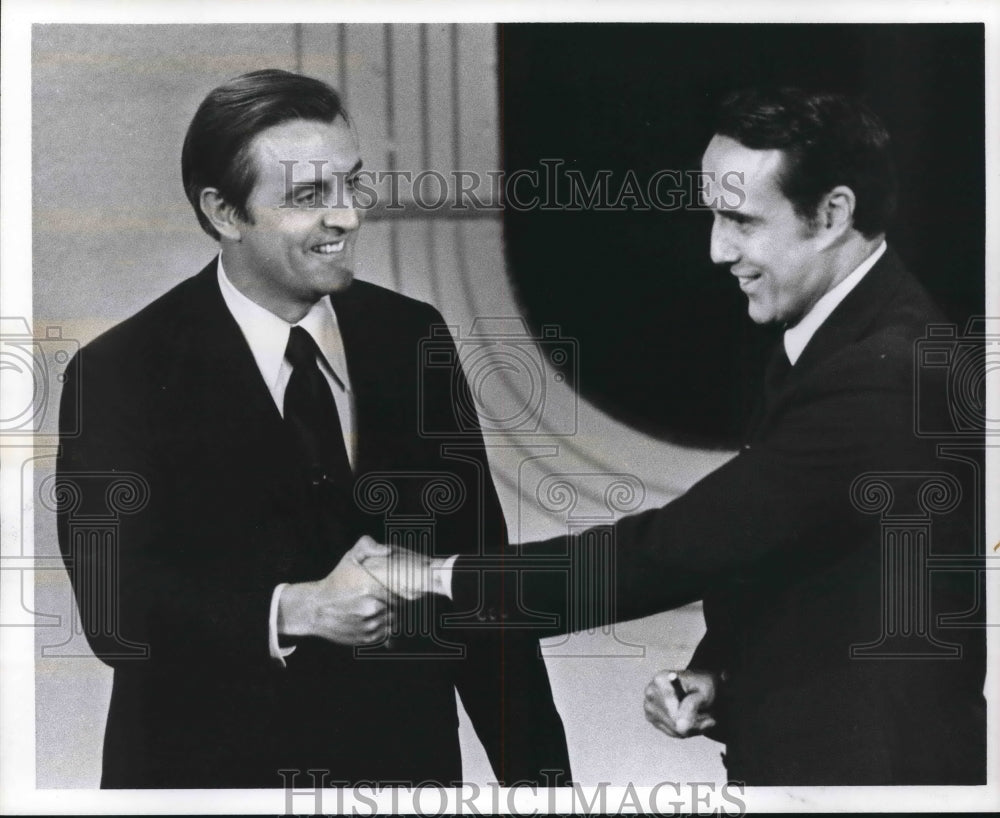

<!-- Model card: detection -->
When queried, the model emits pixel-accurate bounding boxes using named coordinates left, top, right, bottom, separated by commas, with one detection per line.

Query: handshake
left=353, top=535, right=453, bottom=600
left=280, top=537, right=721, bottom=744
left=276, top=536, right=456, bottom=649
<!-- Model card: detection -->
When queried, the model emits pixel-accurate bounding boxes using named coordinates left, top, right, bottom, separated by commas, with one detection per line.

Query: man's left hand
left=644, top=669, right=719, bottom=738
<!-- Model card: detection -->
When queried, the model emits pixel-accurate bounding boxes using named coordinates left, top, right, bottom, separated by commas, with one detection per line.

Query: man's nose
left=322, top=203, right=360, bottom=232
left=709, top=217, right=739, bottom=265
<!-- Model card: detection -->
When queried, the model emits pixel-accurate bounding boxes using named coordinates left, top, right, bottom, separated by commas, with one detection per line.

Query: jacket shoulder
left=336, top=278, right=443, bottom=322
left=808, top=261, right=947, bottom=391
left=332, top=279, right=452, bottom=356
left=79, top=267, right=213, bottom=364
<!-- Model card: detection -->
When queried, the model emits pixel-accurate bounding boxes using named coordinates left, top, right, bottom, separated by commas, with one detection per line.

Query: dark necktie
left=283, top=326, right=353, bottom=490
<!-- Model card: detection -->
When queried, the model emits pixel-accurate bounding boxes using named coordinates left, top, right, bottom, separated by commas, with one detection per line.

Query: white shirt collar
left=216, top=254, right=350, bottom=392
left=783, top=240, right=887, bottom=365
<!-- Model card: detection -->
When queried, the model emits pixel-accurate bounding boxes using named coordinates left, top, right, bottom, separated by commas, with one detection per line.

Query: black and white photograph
left=1, top=1, right=997, bottom=814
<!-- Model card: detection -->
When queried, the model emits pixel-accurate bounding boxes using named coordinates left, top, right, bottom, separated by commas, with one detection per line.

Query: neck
left=220, top=243, right=313, bottom=324
left=824, top=232, right=885, bottom=292
left=783, top=232, right=885, bottom=330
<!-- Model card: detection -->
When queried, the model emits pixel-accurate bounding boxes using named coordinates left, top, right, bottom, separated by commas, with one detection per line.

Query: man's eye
left=725, top=214, right=752, bottom=231
left=295, top=188, right=319, bottom=206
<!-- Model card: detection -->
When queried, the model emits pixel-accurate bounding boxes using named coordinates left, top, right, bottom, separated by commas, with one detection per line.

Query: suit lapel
left=329, top=281, right=388, bottom=475
left=187, top=260, right=286, bottom=430
left=790, top=248, right=905, bottom=378
left=750, top=247, right=906, bottom=438
left=179, top=260, right=315, bottom=511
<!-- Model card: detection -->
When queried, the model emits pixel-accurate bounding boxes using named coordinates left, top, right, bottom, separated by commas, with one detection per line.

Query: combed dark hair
left=715, top=87, right=896, bottom=238
left=181, top=69, right=347, bottom=239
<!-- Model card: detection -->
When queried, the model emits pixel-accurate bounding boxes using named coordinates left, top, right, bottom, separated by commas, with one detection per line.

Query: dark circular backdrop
left=500, top=23, right=984, bottom=448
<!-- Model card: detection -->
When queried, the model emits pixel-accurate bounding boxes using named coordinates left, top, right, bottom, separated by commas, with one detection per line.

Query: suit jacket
left=56, top=258, right=570, bottom=788
left=455, top=248, right=985, bottom=785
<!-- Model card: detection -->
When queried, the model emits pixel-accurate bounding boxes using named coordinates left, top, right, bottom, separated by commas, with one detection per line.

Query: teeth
left=312, top=241, right=344, bottom=254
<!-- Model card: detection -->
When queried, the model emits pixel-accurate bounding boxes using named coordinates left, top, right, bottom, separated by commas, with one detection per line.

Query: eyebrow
left=301, top=161, right=363, bottom=187
left=329, top=160, right=363, bottom=188
left=715, top=210, right=758, bottom=224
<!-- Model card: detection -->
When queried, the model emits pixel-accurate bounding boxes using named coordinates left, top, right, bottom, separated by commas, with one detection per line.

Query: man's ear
left=815, top=185, right=856, bottom=246
left=199, top=188, right=243, bottom=241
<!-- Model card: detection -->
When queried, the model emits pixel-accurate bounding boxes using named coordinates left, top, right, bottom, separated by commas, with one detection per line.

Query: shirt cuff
left=269, top=582, right=297, bottom=666
left=438, top=554, right=459, bottom=600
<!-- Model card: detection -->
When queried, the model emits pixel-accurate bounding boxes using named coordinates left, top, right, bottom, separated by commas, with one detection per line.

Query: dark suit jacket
left=455, top=248, right=985, bottom=785
left=56, top=258, right=570, bottom=788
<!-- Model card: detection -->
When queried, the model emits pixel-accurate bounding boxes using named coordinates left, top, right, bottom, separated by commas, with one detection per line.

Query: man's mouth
left=735, top=270, right=762, bottom=290
left=310, top=239, right=345, bottom=255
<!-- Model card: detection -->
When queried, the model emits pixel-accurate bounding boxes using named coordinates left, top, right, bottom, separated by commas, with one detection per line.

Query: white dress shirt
left=216, top=256, right=356, bottom=663
left=783, top=240, right=887, bottom=364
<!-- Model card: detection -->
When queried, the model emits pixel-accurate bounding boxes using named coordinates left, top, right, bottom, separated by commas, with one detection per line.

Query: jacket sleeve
left=449, top=485, right=572, bottom=786
left=55, top=342, right=279, bottom=672
left=416, top=310, right=571, bottom=785
left=453, top=348, right=919, bottom=635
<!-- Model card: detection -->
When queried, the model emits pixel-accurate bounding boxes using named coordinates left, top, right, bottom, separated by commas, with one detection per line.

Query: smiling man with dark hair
left=56, top=68, right=570, bottom=789
left=364, top=87, right=986, bottom=786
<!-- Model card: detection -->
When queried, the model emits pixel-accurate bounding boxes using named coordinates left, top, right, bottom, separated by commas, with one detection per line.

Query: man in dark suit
left=56, top=68, right=570, bottom=788
left=364, top=88, right=986, bottom=785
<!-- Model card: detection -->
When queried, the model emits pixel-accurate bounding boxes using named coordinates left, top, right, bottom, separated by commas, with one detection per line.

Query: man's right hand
left=358, top=543, right=449, bottom=600
left=277, top=537, right=394, bottom=646
left=643, top=669, right=719, bottom=738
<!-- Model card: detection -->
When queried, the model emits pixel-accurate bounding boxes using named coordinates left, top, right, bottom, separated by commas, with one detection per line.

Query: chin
left=323, top=269, right=355, bottom=293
